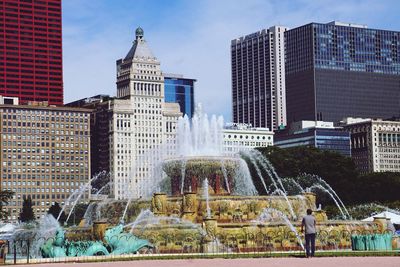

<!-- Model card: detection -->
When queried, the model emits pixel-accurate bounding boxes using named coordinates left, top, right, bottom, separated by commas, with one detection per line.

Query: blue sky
left=62, top=0, right=400, bottom=121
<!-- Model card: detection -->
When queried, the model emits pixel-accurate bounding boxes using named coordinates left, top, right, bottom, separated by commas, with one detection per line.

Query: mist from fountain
left=177, top=104, right=224, bottom=157
left=124, top=209, right=206, bottom=236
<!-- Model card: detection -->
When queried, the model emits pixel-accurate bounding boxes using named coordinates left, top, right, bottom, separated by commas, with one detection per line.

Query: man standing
left=301, top=209, right=316, bottom=257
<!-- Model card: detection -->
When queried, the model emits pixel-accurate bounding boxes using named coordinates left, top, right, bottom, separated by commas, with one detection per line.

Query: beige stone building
left=112, top=27, right=181, bottom=199
left=0, top=97, right=91, bottom=221
left=342, top=117, right=400, bottom=173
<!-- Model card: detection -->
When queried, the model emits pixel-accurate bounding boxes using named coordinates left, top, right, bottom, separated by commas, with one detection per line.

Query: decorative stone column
left=202, top=217, right=218, bottom=253
left=152, top=192, right=167, bottom=215
left=182, top=191, right=197, bottom=222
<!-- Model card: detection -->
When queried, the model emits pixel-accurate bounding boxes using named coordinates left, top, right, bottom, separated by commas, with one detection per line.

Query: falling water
left=250, top=150, right=285, bottom=194
left=307, top=184, right=347, bottom=220
left=64, top=172, right=103, bottom=224
left=281, top=177, right=305, bottom=194
left=231, top=157, right=258, bottom=196
left=314, top=175, right=351, bottom=219
left=95, top=181, right=113, bottom=196
left=219, top=159, right=231, bottom=194
left=57, top=190, right=79, bottom=221
left=82, top=181, right=113, bottom=226
left=241, top=151, right=270, bottom=194
left=82, top=202, right=97, bottom=226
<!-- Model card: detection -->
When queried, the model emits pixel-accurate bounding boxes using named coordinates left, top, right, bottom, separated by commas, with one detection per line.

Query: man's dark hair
left=307, top=209, right=312, bottom=215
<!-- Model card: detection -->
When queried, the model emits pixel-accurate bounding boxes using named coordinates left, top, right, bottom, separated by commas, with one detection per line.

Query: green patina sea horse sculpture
left=40, top=225, right=153, bottom=258
left=104, top=224, right=154, bottom=255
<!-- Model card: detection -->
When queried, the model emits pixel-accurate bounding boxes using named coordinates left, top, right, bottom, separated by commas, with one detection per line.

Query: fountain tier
left=162, top=156, right=242, bottom=196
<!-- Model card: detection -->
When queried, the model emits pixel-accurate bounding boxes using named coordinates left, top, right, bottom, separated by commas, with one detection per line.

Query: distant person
left=301, top=209, right=316, bottom=258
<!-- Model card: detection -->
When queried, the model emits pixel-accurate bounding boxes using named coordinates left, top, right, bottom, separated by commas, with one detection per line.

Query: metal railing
left=1, top=228, right=397, bottom=264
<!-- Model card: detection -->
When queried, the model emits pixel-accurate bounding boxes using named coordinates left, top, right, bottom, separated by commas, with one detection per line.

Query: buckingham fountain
left=1, top=105, right=392, bottom=261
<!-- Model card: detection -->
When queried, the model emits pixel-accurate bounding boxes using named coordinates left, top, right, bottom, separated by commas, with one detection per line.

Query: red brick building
left=0, top=0, right=63, bottom=105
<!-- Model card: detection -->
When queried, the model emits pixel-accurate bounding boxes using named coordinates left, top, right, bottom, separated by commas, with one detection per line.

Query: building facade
left=285, top=21, right=400, bottom=123
left=274, top=121, right=351, bottom=156
left=66, top=95, right=113, bottom=178
left=223, top=123, right=274, bottom=155
left=164, top=74, right=195, bottom=118
left=0, top=0, right=63, bottom=105
left=342, top=118, right=400, bottom=173
left=231, top=26, right=288, bottom=131
left=0, top=99, right=90, bottom=221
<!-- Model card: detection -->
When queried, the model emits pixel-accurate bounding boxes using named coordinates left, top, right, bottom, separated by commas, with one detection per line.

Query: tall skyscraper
left=0, top=0, right=63, bottom=105
left=164, top=74, right=196, bottom=118
left=231, top=26, right=287, bottom=131
left=285, top=21, right=400, bottom=124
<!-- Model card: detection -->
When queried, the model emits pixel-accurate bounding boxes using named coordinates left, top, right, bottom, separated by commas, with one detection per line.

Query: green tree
left=254, top=146, right=400, bottom=206
left=47, top=202, right=66, bottom=224
left=0, top=190, right=15, bottom=220
left=19, top=195, right=35, bottom=222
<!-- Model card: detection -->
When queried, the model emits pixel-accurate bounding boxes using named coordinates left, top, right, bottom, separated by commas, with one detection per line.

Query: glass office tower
left=285, top=21, right=400, bottom=123
left=164, top=74, right=195, bottom=118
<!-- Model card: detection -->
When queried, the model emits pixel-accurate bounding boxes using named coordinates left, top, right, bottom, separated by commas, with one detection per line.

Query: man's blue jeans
left=305, top=233, right=316, bottom=257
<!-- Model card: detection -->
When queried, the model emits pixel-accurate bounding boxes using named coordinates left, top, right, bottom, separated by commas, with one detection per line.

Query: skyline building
left=164, top=74, right=196, bottom=118
left=342, top=117, right=400, bottom=173
left=0, top=0, right=63, bottom=105
left=231, top=26, right=287, bottom=131
left=274, top=120, right=351, bottom=156
left=0, top=97, right=91, bottom=221
left=285, top=21, right=400, bottom=124
left=223, top=123, right=273, bottom=155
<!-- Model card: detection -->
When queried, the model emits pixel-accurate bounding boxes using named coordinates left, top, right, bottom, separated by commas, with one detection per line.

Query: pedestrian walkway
left=15, top=256, right=400, bottom=267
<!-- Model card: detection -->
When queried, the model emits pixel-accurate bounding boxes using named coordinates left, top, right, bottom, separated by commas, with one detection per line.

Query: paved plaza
left=15, top=257, right=400, bottom=267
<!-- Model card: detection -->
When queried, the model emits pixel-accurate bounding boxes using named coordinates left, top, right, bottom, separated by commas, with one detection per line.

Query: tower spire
left=135, top=27, right=144, bottom=40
